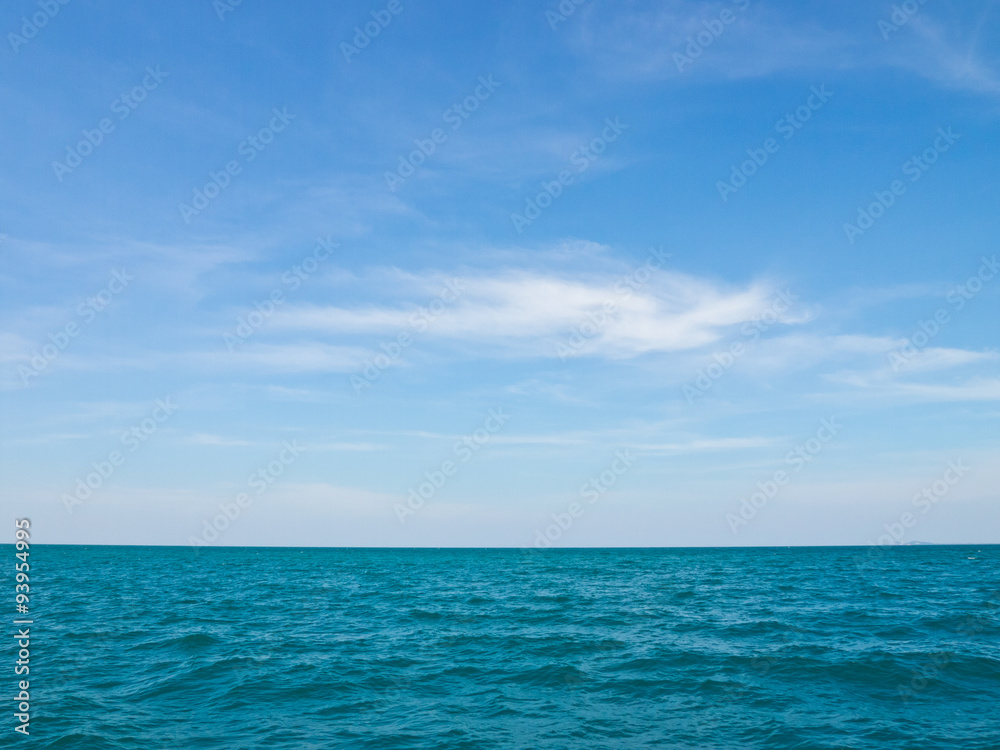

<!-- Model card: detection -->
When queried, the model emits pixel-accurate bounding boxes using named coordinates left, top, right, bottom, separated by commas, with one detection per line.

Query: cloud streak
left=268, top=269, right=787, bottom=359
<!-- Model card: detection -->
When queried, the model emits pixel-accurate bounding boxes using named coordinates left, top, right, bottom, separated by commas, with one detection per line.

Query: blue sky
left=1, top=0, right=998, bottom=547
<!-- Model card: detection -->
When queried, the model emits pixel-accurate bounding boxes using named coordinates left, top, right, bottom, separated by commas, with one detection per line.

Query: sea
left=17, top=545, right=1000, bottom=748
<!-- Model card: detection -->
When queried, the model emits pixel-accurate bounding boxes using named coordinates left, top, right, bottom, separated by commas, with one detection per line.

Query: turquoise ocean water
left=15, top=545, right=1000, bottom=748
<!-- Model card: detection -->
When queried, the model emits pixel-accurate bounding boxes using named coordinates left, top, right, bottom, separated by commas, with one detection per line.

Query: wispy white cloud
left=566, top=0, right=1000, bottom=98
left=635, top=436, right=782, bottom=452
left=185, top=433, right=256, bottom=447
left=888, top=346, right=999, bottom=374
left=189, top=343, right=369, bottom=374
left=826, top=368, right=1000, bottom=403
left=2, top=432, right=92, bottom=446
left=308, top=442, right=389, bottom=452
left=269, top=269, right=787, bottom=359
left=885, top=378, right=1000, bottom=402
left=569, top=1, right=855, bottom=82
left=897, top=12, right=1000, bottom=97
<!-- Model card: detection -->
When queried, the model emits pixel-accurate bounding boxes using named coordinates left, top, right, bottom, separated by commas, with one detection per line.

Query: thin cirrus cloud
left=826, top=372, right=1000, bottom=402
left=705, top=333, right=1000, bottom=392
left=567, top=0, right=1000, bottom=95
left=264, top=269, right=787, bottom=359
left=197, top=343, right=371, bottom=374
left=568, top=1, right=854, bottom=82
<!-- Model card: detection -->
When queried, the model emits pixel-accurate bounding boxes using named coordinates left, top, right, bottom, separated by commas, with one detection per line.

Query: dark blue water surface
left=15, top=545, right=1000, bottom=748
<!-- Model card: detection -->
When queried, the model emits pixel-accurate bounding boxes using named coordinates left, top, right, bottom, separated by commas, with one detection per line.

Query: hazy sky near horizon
left=1, top=0, right=998, bottom=547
